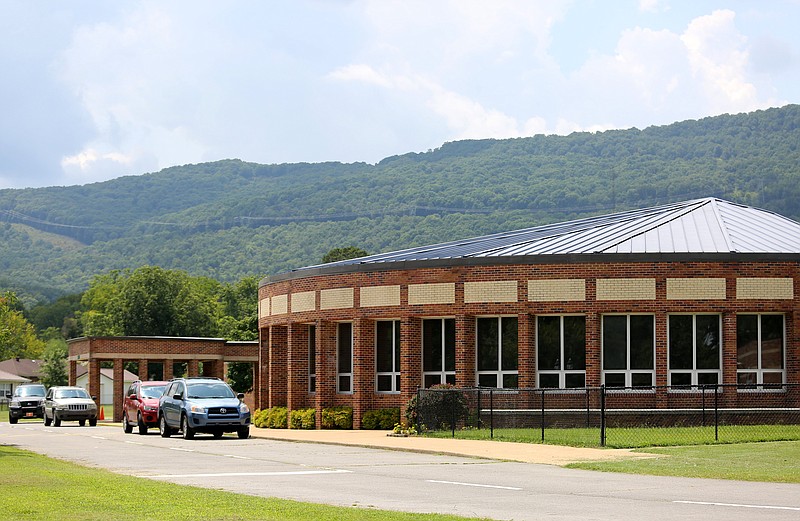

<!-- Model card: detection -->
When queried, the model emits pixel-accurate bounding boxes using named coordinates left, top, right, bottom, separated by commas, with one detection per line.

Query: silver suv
left=159, top=377, right=250, bottom=439
left=43, top=386, right=99, bottom=427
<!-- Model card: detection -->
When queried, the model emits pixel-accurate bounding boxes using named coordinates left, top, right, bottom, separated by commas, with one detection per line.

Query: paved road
left=3, top=421, right=800, bottom=521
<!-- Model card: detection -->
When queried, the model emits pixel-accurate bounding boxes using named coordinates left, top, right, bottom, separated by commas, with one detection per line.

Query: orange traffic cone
left=99, top=407, right=105, bottom=420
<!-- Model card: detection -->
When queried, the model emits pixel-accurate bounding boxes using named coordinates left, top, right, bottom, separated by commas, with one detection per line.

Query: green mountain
left=2, top=105, right=799, bottom=306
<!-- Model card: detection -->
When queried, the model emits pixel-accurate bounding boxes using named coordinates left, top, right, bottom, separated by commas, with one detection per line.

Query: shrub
left=321, top=406, right=353, bottom=429
left=289, top=408, right=316, bottom=429
left=361, top=407, right=400, bottom=429
left=405, top=384, right=467, bottom=432
left=252, top=408, right=270, bottom=428
left=252, top=407, right=288, bottom=429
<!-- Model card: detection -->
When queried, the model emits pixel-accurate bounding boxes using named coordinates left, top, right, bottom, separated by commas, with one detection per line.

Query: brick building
left=258, top=198, right=800, bottom=428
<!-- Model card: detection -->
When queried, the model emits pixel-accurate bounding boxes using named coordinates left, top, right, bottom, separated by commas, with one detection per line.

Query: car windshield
left=186, top=382, right=236, bottom=399
left=54, top=388, right=90, bottom=399
left=141, top=385, right=166, bottom=399
left=16, top=386, right=46, bottom=397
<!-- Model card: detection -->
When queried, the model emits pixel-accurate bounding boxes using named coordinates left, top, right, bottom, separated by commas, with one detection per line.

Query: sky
left=1, top=1, right=799, bottom=189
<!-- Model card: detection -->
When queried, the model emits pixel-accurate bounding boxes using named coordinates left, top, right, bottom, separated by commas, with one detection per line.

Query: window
left=668, top=314, right=721, bottom=387
left=337, top=322, right=353, bottom=393
left=737, top=314, right=785, bottom=386
left=308, top=324, right=316, bottom=393
left=537, top=315, right=586, bottom=388
left=602, top=315, right=654, bottom=388
left=476, top=316, right=518, bottom=388
left=376, top=320, right=401, bottom=393
left=423, top=318, right=456, bottom=387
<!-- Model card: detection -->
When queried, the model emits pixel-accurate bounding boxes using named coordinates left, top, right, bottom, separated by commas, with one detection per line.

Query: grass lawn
left=0, top=445, right=489, bottom=521
left=567, top=441, right=800, bottom=482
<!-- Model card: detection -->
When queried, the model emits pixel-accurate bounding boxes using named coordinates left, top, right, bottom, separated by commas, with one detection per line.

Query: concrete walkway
left=247, top=427, right=654, bottom=466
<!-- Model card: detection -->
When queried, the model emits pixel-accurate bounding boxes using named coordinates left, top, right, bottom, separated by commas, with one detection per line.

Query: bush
left=252, top=408, right=270, bottom=428
left=361, top=407, right=400, bottom=429
left=405, top=384, right=467, bottom=432
left=252, top=407, right=288, bottom=429
left=289, top=408, right=316, bottom=429
left=321, top=406, right=353, bottom=429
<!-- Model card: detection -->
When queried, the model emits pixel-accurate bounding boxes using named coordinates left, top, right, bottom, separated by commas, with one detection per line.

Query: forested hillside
left=2, top=105, right=799, bottom=305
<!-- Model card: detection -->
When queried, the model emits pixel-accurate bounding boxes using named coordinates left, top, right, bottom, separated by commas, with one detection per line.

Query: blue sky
left=1, top=0, right=798, bottom=189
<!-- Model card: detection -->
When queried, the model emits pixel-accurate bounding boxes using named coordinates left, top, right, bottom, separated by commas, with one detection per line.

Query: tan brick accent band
left=291, top=291, right=315, bottom=313
left=528, top=279, right=585, bottom=302
left=259, top=298, right=270, bottom=318
left=320, top=287, right=354, bottom=310
left=666, top=278, right=726, bottom=300
left=271, top=294, right=288, bottom=315
left=408, top=283, right=455, bottom=305
left=360, top=285, right=401, bottom=308
left=464, top=280, right=518, bottom=303
left=736, top=278, right=794, bottom=300
left=596, top=278, right=656, bottom=300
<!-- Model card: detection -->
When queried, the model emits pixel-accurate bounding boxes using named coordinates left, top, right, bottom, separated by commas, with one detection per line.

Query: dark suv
left=158, top=377, right=250, bottom=439
left=123, top=380, right=168, bottom=435
left=8, top=383, right=46, bottom=423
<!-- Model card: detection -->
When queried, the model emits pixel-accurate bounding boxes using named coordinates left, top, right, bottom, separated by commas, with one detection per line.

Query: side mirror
left=91, top=396, right=97, bottom=401
left=129, top=394, right=137, bottom=400
left=4, top=392, right=10, bottom=399
left=237, top=393, right=245, bottom=400
left=173, top=394, right=183, bottom=400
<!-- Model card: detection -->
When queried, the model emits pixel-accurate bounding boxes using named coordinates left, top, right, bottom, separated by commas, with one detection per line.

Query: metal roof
left=271, top=198, right=800, bottom=281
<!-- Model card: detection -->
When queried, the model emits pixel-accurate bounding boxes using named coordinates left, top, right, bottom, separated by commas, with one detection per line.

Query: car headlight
left=56, top=404, right=69, bottom=410
left=143, top=405, right=157, bottom=412
left=239, top=404, right=250, bottom=414
left=190, top=405, right=206, bottom=414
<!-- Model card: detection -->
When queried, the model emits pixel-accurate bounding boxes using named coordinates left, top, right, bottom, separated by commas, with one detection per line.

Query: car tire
left=53, top=413, right=61, bottom=427
left=123, top=412, right=133, bottom=433
left=137, top=413, right=148, bottom=435
left=213, top=430, right=223, bottom=439
left=79, top=419, right=86, bottom=427
left=9, top=416, right=17, bottom=424
left=237, top=426, right=250, bottom=439
left=44, top=412, right=51, bottom=427
left=181, top=415, right=195, bottom=440
left=89, top=418, right=97, bottom=427
left=159, top=414, right=172, bottom=438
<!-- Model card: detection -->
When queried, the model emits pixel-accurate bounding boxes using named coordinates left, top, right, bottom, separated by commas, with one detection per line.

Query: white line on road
left=124, top=441, right=144, bottom=445
left=427, top=480, right=522, bottom=491
left=674, top=501, right=800, bottom=511
left=169, top=447, right=195, bottom=452
left=90, top=436, right=107, bottom=440
left=224, top=454, right=250, bottom=459
left=149, top=469, right=352, bottom=478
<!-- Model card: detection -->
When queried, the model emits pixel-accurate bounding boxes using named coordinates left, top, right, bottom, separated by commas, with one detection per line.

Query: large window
left=423, top=318, right=456, bottom=388
left=668, top=314, right=721, bottom=387
left=337, top=322, right=353, bottom=394
left=476, top=316, right=518, bottom=388
left=737, top=314, right=785, bottom=386
left=602, top=315, right=654, bottom=388
left=537, top=315, right=586, bottom=388
left=376, top=320, right=401, bottom=393
left=308, top=324, right=316, bottom=394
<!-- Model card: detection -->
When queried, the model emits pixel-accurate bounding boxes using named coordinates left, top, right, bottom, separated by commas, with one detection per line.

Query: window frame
left=375, top=319, right=401, bottom=394
left=736, top=313, right=786, bottom=388
left=336, top=322, right=353, bottom=394
left=667, top=314, right=722, bottom=388
left=475, top=315, right=519, bottom=389
left=422, top=317, right=456, bottom=388
left=601, top=314, right=656, bottom=389
left=536, top=314, right=587, bottom=389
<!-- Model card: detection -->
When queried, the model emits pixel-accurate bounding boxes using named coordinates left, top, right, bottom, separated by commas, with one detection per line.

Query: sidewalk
left=247, top=427, right=654, bottom=466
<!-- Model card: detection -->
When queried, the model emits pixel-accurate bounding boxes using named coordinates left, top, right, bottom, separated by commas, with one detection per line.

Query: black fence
left=414, top=384, right=800, bottom=447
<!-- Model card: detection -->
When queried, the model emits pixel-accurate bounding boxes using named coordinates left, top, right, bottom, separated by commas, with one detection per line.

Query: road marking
left=90, top=436, right=107, bottom=440
left=124, top=441, right=144, bottom=445
left=674, top=501, right=800, bottom=511
left=169, top=447, right=195, bottom=452
left=149, top=469, right=351, bottom=478
left=224, top=454, right=250, bottom=459
left=426, top=480, right=522, bottom=491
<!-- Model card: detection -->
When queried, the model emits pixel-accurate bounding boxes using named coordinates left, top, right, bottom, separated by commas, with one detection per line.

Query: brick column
left=400, top=316, right=422, bottom=407
left=88, top=359, right=101, bottom=409
left=187, top=360, right=200, bottom=377
left=654, top=311, right=668, bottom=407
left=315, top=320, right=336, bottom=429
left=138, top=359, right=148, bottom=381
left=269, top=325, right=288, bottom=408
left=287, top=323, right=310, bottom=420
left=163, top=359, right=173, bottom=381
left=722, top=311, right=738, bottom=407
left=68, top=360, right=77, bottom=386
left=352, top=318, right=374, bottom=429
left=257, top=328, right=269, bottom=411
left=113, top=359, right=124, bottom=422
left=455, top=315, right=475, bottom=387
left=585, top=312, right=601, bottom=386
left=517, top=313, right=534, bottom=388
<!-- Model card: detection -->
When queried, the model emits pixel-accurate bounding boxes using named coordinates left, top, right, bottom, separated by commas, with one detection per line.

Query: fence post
left=701, top=384, right=706, bottom=427
left=714, top=384, right=719, bottom=442
left=416, top=388, right=421, bottom=434
left=451, top=390, right=456, bottom=438
left=490, top=388, right=494, bottom=439
left=585, top=388, right=590, bottom=428
left=600, top=385, right=606, bottom=447
left=477, top=388, right=482, bottom=429
left=540, top=389, right=545, bottom=442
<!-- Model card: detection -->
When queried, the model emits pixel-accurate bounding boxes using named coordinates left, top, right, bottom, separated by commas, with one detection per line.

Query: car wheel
left=237, top=426, right=250, bottom=439
left=123, top=412, right=133, bottom=433
left=89, top=418, right=97, bottom=427
left=53, top=413, right=61, bottom=427
left=181, top=415, right=195, bottom=440
left=44, top=412, right=51, bottom=427
left=79, top=419, right=86, bottom=427
left=137, top=413, right=148, bottom=435
left=159, top=415, right=172, bottom=437
left=213, top=430, right=223, bottom=439
left=9, top=416, right=17, bottom=424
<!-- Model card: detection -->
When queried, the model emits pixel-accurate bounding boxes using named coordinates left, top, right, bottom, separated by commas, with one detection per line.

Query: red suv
left=123, top=380, right=168, bottom=435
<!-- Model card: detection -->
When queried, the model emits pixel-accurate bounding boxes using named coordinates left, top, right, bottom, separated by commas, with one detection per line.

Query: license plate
left=25, top=412, right=34, bottom=417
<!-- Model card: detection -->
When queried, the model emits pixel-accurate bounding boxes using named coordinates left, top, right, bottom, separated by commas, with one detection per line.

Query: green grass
left=424, top=424, right=800, bottom=448
left=567, top=441, right=800, bottom=482
left=0, top=445, right=489, bottom=521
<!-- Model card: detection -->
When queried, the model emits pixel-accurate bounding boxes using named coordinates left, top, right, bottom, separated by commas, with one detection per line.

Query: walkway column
left=287, top=323, right=310, bottom=420
left=258, top=327, right=270, bottom=410
left=269, top=325, right=288, bottom=408
left=68, top=360, right=77, bottom=386
left=163, top=359, right=173, bottom=381
left=88, top=359, right=101, bottom=409
left=138, top=359, right=148, bottom=381
left=455, top=315, right=475, bottom=387
left=315, top=320, right=336, bottom=429
left=113, top=359, right=124, bottom=422
left=187, top=360, right=200, bottom=377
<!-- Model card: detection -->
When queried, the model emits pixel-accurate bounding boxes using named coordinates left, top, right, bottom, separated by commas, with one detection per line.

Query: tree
left=0, top=292, right=45, bottom=360
left=322, top=246, right=368, bottom=263
left=226, top=362, right=253, bottom=394
left=39, top=339, right=68, bottom=388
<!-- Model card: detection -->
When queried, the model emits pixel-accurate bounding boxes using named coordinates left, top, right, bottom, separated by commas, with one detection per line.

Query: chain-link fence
left=414, top=384, right=800, bottom=448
